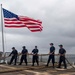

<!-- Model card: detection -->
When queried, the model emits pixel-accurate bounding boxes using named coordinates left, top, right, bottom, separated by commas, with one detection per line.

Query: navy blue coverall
left=19, top=49, right=28, bottom=65
left=46, top=46, right=55, bottom=67
left=32, top=49, right=39, bottom=66
left=58, top=48, right=67, bottom=68
left=9, top=49, right=18, bottom=65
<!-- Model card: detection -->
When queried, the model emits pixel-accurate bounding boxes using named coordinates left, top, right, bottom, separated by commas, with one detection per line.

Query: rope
left=0, top=53, right=64, bottom=59
left=65, top=58, right=75, bottom=69
left=0, top=53, right=75, bottom=69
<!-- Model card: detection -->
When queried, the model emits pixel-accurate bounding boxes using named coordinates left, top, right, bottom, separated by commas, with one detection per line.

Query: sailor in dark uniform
left=9, top=47, right=18, bottom=65
left=32, top=46, right=39, bottom=66
left=46, top=43, right=55, bottom=68
left=19, top=46, right=28, bottom=65
left=57, top=45, right=67, bottom=69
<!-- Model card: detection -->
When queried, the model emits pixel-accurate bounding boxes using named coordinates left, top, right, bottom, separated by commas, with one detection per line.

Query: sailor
left=19, top=46, right=28, bottom=65
left=57, top=44, right=67, bottom=69
left=46, top=43, right=55, bottom=68
left=32, top=46, right=39, bottom=66
left=9, top=47, right=18, bottom=65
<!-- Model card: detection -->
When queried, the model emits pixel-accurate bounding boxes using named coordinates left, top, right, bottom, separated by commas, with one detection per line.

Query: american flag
left=3, top=8, right=43, bottom=32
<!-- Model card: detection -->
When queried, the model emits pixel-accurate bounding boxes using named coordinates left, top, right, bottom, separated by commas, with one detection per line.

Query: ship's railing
left=4, top=52, right=59, bottom=63
left=0, top=52, right=75, bottom=65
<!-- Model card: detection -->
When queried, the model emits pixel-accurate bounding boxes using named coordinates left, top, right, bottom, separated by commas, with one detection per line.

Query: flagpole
left=1, top=4, right=5, bottom=62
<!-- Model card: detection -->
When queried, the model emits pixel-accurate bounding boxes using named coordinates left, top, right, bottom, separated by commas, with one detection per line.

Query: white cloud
left=0, top=0, right=75, bottom=54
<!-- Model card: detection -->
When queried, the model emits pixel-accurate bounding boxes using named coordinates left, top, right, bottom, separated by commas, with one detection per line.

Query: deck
left=0, top=63, right=75, bottom=75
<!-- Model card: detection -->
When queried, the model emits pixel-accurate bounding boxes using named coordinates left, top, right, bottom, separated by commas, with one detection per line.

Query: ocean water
left=0, top=52, right=75, bottom=64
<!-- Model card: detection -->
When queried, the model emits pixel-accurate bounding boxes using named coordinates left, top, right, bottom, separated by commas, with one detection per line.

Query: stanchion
left=40, top=55, right=42, bottom=62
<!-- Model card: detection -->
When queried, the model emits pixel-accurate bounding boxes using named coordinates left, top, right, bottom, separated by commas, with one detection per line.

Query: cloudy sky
left=0, top=0, right=75, bottom=54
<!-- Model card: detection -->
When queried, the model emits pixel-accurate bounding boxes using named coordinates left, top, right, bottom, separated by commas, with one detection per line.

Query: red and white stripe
left=4, top=18, right=26, bottom=28
left=19, top=16, right=43, bottom=32
left=4, top=16, right=43, bottom=32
